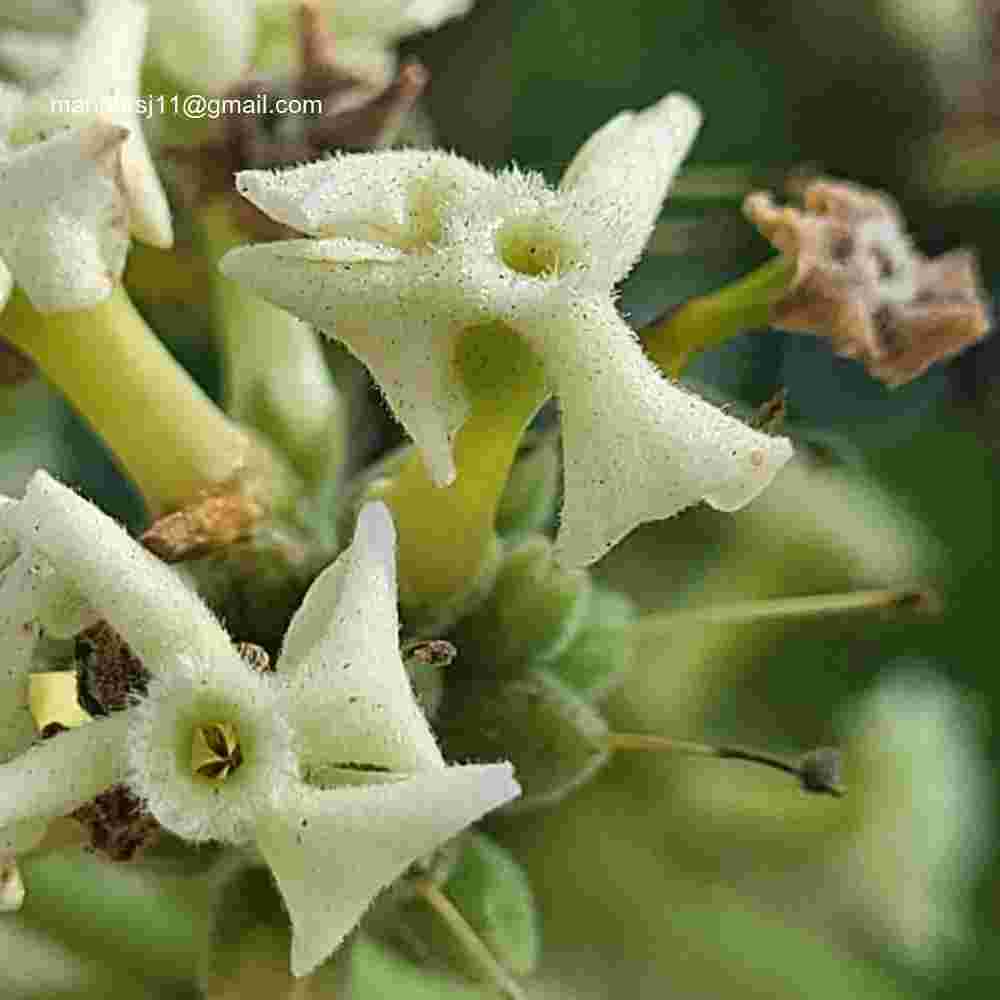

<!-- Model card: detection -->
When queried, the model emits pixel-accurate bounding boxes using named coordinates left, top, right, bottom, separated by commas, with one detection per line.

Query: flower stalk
left=629, top=585, right=934, bottom=638
left=606, top=732, right=844, bottom=797
left=380, top=323, right=548, bottom=620
left=0, top=285, right=272, bottom=518
left=640, top=254, right=795, bottom=377
left=411, top=875, right=527, bottom=1000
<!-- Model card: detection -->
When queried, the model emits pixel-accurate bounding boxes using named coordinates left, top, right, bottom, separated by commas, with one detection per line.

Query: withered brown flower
left=744, top=178, right=991, bottom=386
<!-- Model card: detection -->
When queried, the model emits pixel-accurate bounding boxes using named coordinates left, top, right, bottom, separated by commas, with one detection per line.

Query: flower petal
left=280, top=501, right=395, bottom=672
left=235, top=151, right=492, bottom=246
left=13, top=471, right=236, bottom=672
left=19, top=0, right=173, bottom=248
left=220, top=240, right=471, bottom=486
left=0, top=712, right=129, bottom=830
left=528, top=296, right=793, bottom=567
left=257, top=762, right=520, bottom=978
left=0, top=123, right=130, bottom=312
left=559, top=93, right=701, bottom=283
left=280, top=502, right=444, bottom=773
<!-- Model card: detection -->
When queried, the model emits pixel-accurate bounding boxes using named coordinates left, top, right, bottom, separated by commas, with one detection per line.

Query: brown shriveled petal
left=71, top=784, right=160, bottom=862
left=140, top=492, right=263, bottom=563
left=75, top=620, right=149, bottom=715
left=744, top=179, right=991, bottom=386
left=169, top=1, right=428, bottom=239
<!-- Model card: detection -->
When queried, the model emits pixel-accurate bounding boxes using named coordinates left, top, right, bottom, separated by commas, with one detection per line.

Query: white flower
left=0, top=120, right=130, bottom=313
left=221, top=94, right=793, bottom=567
left=0, top=472, right=518, bottom=976
left=10, top=0, right=173, bottom=248
left=144, top=0, right=255, bottom=94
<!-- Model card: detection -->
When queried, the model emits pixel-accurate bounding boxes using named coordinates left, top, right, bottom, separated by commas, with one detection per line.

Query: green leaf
left=546, top=585, right=637, bottom=701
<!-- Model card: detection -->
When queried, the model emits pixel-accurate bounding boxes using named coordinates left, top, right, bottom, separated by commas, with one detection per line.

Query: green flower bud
left=439, top=669, right=610, bottom=812
left=451, top=536, right=592, bottom=677
left=546, top=585, right=637, bottom=701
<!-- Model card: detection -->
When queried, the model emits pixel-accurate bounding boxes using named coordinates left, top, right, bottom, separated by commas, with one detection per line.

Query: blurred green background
left=4, top=1, right=1000, bottom=997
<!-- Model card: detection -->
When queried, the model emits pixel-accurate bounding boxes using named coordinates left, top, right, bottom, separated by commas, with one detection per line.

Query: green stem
left=412, top=877, right=526, bottom=1000
left=629, top=586, right=930, bottom=639
left=201, top=200, right=344, bottom=490
left=641, top=255, right=795, bottom=377
left=382, top=323, right=548, bottom=620
left=1, top=286, right=261, bottom=517
left=605, top=733, right=843, bottom=796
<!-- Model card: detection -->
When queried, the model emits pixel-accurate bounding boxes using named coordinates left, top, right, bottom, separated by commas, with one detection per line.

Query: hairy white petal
left=0, top=123, right=129, bottom=311
left=236, top=151, right=492, bottom=245
left=280, top=502, right=394, bottom=672
left=128, top=653, right=293, bottom=843
left=13, top=471, right=235, bottom=672
left=559, top=93, right=701, bottom=283
left=18, top=0, right=172, bottom=248
left=221, top=240, right=472, bottom=486
left=146, top=0, right=255, bottom=93
left=0, top=713, right=129, bottom=829
left=535, top=296, right=793, bottom=567
left=282, top=502, right=443, bottom=772
left=257, top=762, right=520, bottom=977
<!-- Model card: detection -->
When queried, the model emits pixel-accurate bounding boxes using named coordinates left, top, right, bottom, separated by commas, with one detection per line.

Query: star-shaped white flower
left=0, top=117, right=131, bottom=313
left=0, top=472, right=518, bottom=976
left=10, top=0, right=172, bottom=248
left=220, top=94, right=794, bottom=567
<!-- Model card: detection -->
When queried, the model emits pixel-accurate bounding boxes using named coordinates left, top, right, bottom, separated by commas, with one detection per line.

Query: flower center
left=496, top=218, right=580, bottom=278
left=191, top=721, right=244, bottom=782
